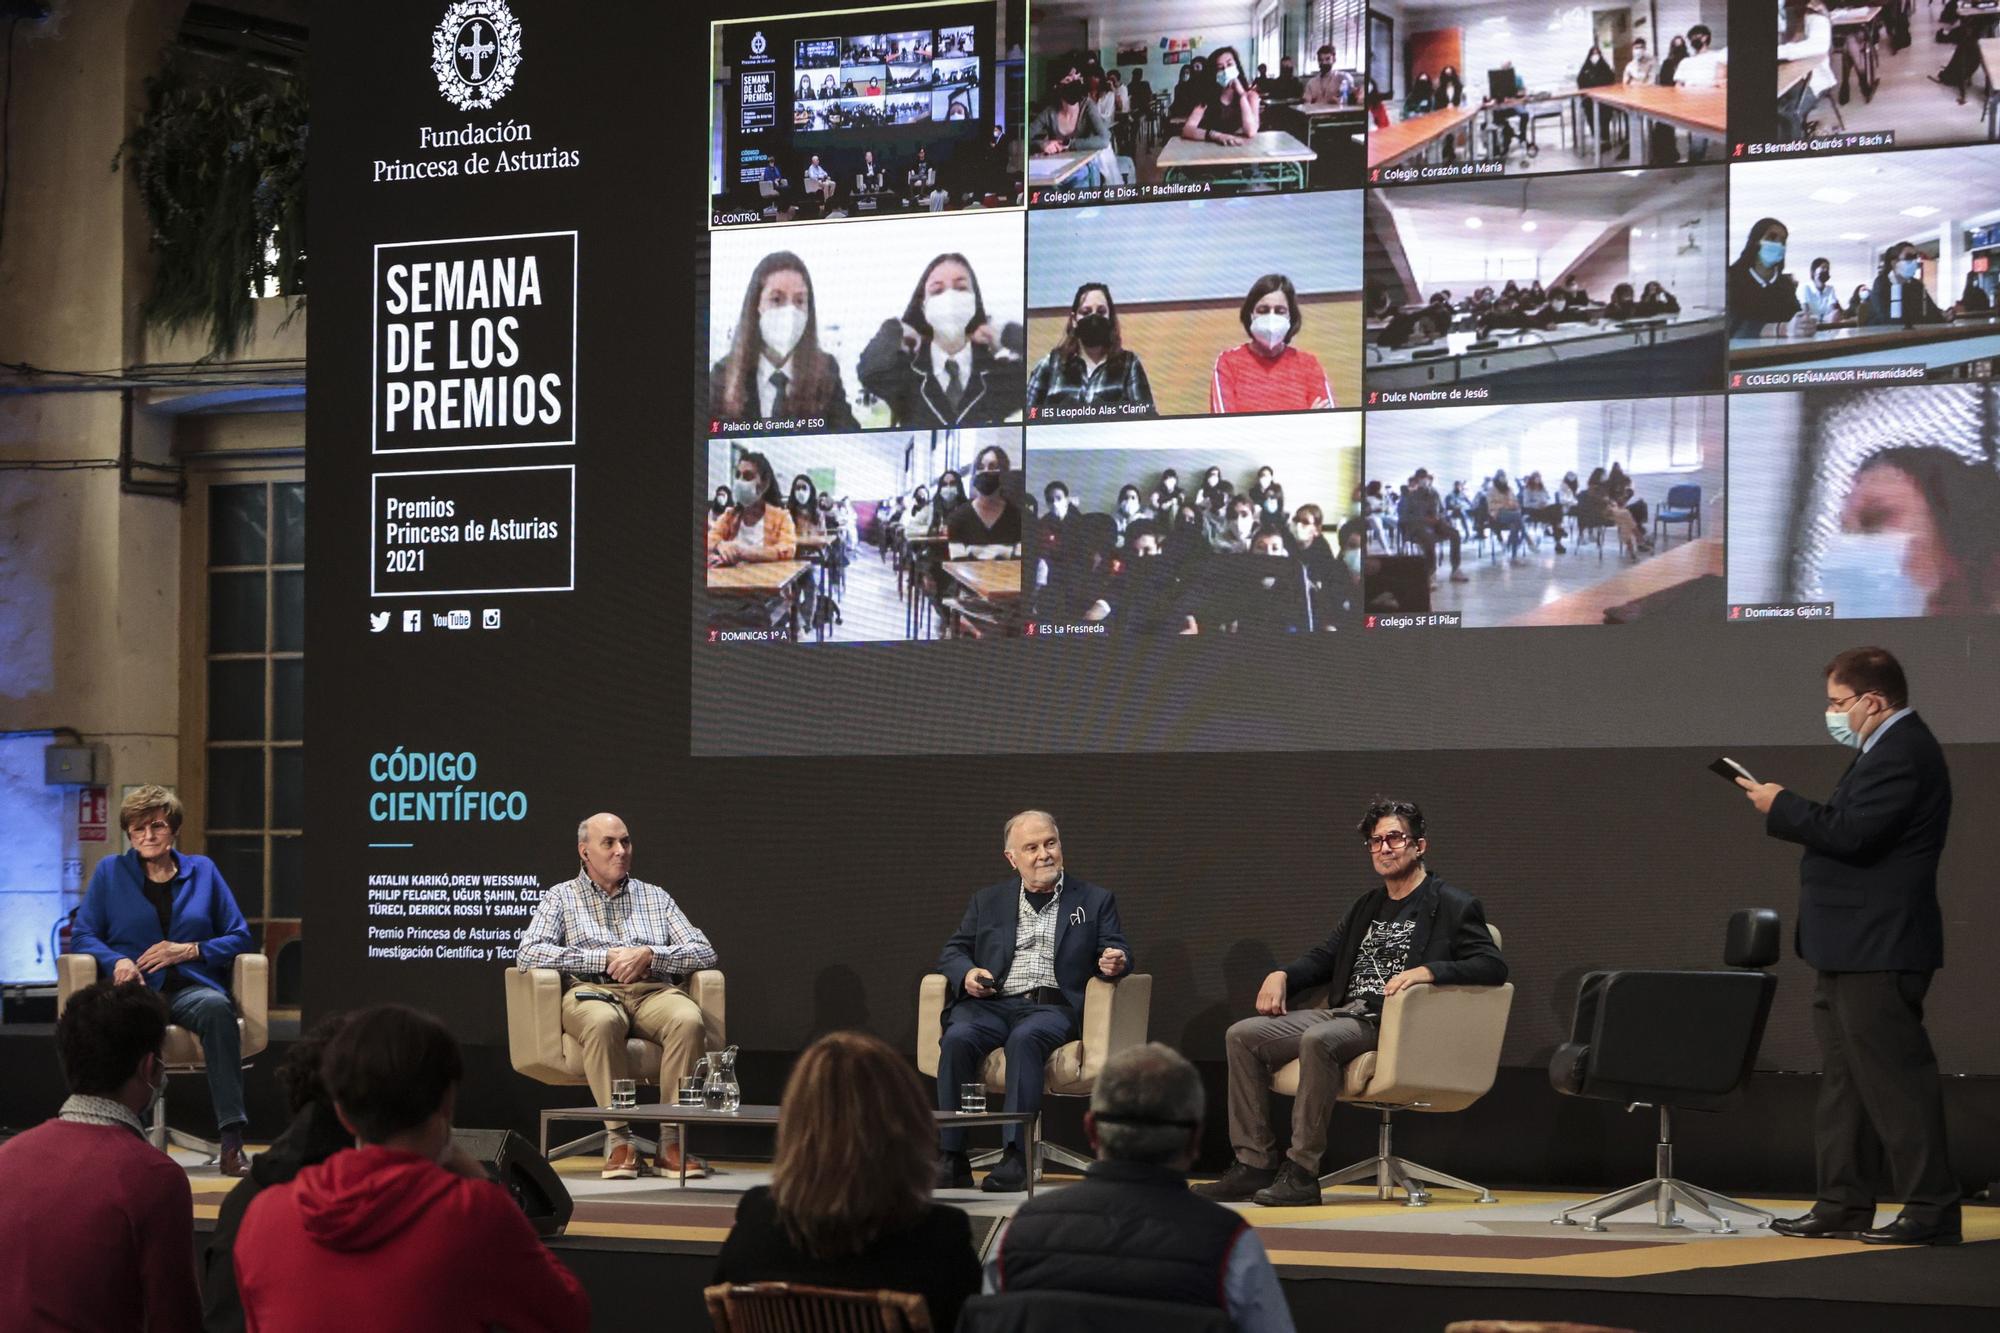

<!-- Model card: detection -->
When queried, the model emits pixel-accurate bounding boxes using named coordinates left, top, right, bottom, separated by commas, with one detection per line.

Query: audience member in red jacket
left=0, top=981, right=200, bottom=1332
left=234, top=1004, right=589, bottom=1333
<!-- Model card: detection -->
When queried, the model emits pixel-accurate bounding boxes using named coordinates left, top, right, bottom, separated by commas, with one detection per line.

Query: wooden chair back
left=704, top=1282, right=933, bottom=1333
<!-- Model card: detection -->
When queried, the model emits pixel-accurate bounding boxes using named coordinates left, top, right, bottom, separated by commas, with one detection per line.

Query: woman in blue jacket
left=71, top=785, right=254, bottom=1174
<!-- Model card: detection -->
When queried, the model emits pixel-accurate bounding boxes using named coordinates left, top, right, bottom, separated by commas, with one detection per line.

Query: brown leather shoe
left=219, top=1146, right=250, bottom=1178
left=601, top=1141, right=641, bottom=1180
left=656, top=1141, right=710, bottom=1179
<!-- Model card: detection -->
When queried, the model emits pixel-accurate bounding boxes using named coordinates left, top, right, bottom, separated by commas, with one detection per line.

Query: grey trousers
left=1225, top=1001, right=1379, bottom=1173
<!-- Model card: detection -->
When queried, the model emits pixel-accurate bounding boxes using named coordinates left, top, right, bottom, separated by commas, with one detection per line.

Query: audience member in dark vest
left=713, top=1031, right=980, bottom=1329
left=982, top=1043, right=1295, bottom=1332
left=0, top=981, right=199, bottom=1332
left=233, top=1005, right=589, bottom=1333
left=202, top=1013, right=354, bottom=1333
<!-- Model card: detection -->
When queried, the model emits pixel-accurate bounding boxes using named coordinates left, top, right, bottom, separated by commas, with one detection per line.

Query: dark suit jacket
left=1862, top=274, right=1947, bottom=328
left=1281, top=874, right=1507, bottom=1002
left=1766, top=711, right=1951, bottom=972
left=707, top=350, right=860, bottom=431
left=857, top=322, right=1023, bottom=428
left=712, top=1187, right=981, bottom=1333
left=937, top=876, right=1129, bottom=1016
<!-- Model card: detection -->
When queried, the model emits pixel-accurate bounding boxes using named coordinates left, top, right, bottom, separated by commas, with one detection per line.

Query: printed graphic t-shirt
left=1341, top=892, right=1422, bottom=1015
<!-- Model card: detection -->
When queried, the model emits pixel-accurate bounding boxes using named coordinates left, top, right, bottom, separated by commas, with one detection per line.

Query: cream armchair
left=505, top=966, right=725, bottom=1157
left=917, top=972, right=1153, bottom=1174
left=1270, top=924, right=1512, bottom=1205
left=57, top=952, right=268, bottom=1156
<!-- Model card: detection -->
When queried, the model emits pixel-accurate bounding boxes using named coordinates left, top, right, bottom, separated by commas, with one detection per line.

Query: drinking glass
left=611, top=1078, right=637, bottom=1109
left=677, top=1076, right=705, bottom=1108
left=957, top=1082, right=987, bottom=1114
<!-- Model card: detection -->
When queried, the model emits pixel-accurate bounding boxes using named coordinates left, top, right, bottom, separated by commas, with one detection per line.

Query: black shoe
left=934, top=1150, right=973, bottom=1191
left=981, top=1147, right=1029, bottom=1193
left=1772, top=1212, right=1867, bottom=1239
left=1191, top=1161, right=1278, bottom=1202
left=1860, top=1215, right=1962, bottom=1246
left=1252, top=1161, right=1322, bottom=1207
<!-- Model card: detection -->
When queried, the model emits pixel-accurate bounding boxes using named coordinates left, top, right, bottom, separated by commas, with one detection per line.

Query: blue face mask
left=1896, top=258, right=1920, bottom=281
left=1825, top=709, right=1862, bottom=748
left=1216, top=66, right=1236, bottom=86
left=1758, top=240, right=1786, bottom=268
left=1818, top=530, right=1925, bottom=619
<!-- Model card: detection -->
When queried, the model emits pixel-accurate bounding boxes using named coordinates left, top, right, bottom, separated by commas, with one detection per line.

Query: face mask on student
left=732, top=478, right=763, bottom=506
left=924, top=289, right=977, bottom=342
left=1234, top=516, right=1255, bottom=537
left=794, top=486, right=812, bottom=503
left=1896, top=258, right=1921, bottom=281
left=760, top=305, right=806, bottom=360
left=1074, top=312, right=1111, bottom=345
left=938, top=484, right=961, bottom=504
left=1119, top=497, right=1139, bottom=516
left=1342, top=546, right=1363, bottom=575
left=1250, top=312, right=1290, bottom=350
left=972, top=471, right=1002, bottom=497
left=1050, top=496, right=1070, bottom=517
left=1817, top=530, right=1926, bottom=619
left=1216, top=65, right=1236, bottom=86
left=1758, top=239, right=1786, bottom=268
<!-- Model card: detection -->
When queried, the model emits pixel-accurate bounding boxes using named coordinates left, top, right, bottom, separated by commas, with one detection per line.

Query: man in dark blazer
left=1196, top=798, right=1507, bottom=1207
left=935, top=809, right=1129, bottom=1193
left=1738, top=646, right=1960, bottom=1245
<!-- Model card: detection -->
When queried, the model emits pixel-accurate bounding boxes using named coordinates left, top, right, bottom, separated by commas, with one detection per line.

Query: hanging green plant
left=113, top=51, right=308, bottom=360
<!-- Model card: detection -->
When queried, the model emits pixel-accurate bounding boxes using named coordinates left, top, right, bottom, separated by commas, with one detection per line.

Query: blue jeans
left=168, top=983, right=247, bottom=1131
left=936, top=996, right=1078, bottom=1150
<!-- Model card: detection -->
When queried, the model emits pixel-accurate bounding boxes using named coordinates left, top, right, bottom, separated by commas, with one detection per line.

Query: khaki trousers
left=559, top=980, right=720, bottom=1133
left=1224, top=1000, right=1379, bottom=1173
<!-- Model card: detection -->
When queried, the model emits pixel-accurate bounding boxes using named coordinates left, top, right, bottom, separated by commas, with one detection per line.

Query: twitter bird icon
left=369, top=611, right=391, bottom=633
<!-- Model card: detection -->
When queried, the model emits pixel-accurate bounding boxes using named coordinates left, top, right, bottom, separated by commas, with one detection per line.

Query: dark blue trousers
left=936, top=996, right=1077, bottom=1151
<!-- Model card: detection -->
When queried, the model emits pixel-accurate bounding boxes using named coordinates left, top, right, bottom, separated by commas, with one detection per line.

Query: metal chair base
left=970, top=1138, right=1093, bottom=1180
left=151, top=1080, right=220, bottom=1164
left=1553, top=1106, right=1773, bottom=1234
left=1316, top=1108, right=1496, bottom=1206
left=545, top=1127, right=659, bottom=1161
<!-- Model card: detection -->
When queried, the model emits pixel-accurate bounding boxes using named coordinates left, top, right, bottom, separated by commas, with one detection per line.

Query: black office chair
left=1548, top=907, right=1780, bottom=1234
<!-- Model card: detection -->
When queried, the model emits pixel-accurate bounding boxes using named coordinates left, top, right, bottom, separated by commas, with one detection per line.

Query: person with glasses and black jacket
left=1196, top=798, right=1507, bottom=1208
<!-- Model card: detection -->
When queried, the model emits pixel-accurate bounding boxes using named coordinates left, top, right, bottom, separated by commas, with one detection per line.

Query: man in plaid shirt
left=517, top=813, right=720, bottom=1179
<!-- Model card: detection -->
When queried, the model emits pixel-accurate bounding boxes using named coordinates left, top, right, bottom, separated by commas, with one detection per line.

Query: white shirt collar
left=1863, top=707, right=1914, bottom=753
left=59, top=1094, right=149, bottom=1140
left=930, top=339, right=974, bottom=385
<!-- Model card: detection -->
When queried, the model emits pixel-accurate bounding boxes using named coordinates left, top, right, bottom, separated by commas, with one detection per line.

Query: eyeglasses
left=129, top=820, right=173, bottom=837
left=1364, top=832, right=1413, bottom=851
left=1826, top=692, right=1865, bottom=711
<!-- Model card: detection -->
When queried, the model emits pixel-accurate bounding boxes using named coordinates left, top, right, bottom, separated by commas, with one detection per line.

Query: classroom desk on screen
left=1505, top=536, right=1722, bottom=628
left=706, top=560, right=810, bottom=640
left=1980, top=38, right=2000, bottom=139
left=1829, top=7, right=1884, bottom=88
left=1581, top=85, right=1727, bottom=167
left=901, top=532, right=949, bottom=640
left=1728, top=314, right=2000, bottom=376
left=942, top=559, right=1022, bottom=601
left=1290, top=101, right=1369, bottom=185
left=1475, top=92, right=1583, bottom=162
left=1028, top=150, right=1097, bottom=187
left=1367, top=312, right=1726, bottom=396
left=1778, top=58, right=1821, bottom=100
left=1156, top=130, right=1315, bottom=190
left=794, top=532, right=838, bottom=641
left=1367, top=104, right=1479, bottom=170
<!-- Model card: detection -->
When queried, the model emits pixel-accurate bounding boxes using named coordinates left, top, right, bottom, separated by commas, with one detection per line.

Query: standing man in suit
left=1737, top=646, right=1960, bottom=1245
left=934, top=810, right=1130, bottom=1193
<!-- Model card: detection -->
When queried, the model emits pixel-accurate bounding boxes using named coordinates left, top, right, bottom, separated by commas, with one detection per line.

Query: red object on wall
left=77, top=786, right=108, bottom=843
left=1407, top=29, right=1465, bottom=90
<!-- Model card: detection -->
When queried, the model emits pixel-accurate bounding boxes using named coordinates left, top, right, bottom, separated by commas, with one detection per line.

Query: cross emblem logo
left=432, top=1, right=522, bottom=111
left=456, top=21, right=497, bottom=84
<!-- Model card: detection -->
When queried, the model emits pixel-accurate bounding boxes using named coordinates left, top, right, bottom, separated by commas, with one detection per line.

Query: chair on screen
left=505, top=966, right=725, bottom=1158
left=1269, top=923, right=1512, bottom=1205
left=705, top=1282, right=930, bottom=1333
left=1653, top=485, right=1702, bottom=546
left=916, top=972, right=1153, bottom=1177
left=1548, top=909, right=1779, bottom=1233
left=57, top=952, right=268, bottom=1158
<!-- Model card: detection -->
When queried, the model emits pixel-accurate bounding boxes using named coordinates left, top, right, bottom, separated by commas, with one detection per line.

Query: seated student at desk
left=1403, top=71, right=1436, bottom=118
left=1082, top=521, right=1198, bottom=633
left=709, top=252, right=861, bottom=431
left=1168, top=60, right=1206, bottom=122
left=1381, top=302, right=1452, bottom=348
left=1776, top=0, right=1836, bottom=140
left=1483, top=63, right=1534, bottom=157
left=1266, top=58, right=1304, bottom=102
left=1031, top=59, right=1112, bottom=188
left=1433, top=66, right=1468, bottom=160
left=1797, top=257, right=1848, bottom=326
left=1962, top=273, right=1992, bottom=316
left=1603, top=283, right=1640, bottom=322
left=1026, top=282, right=1156, bottom=415
left=1289, top=504, right=1360, bottom=630
left=1304, top=45, right=1357, bottom=105
left=945, top=444, right=1023, bottom=558
left=1210, top=274, right=1334, bottom=412
left=709, top=452, right=798, bottom=567
left=1182, top=45, right=1261, bottom=147
left=1861, top=243, right=1949, bottom=327
left=1637, top=280, right=1681, bottom=317
left=1727, top=217, right=1816, bottom=337
left=1936, top=2, right=2000, bottom=104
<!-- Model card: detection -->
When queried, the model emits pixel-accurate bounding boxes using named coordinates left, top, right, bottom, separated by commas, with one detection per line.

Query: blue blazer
left=937, top=876, right=1130, bottom=1017
left=71, top=849, right=252, bottom=996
